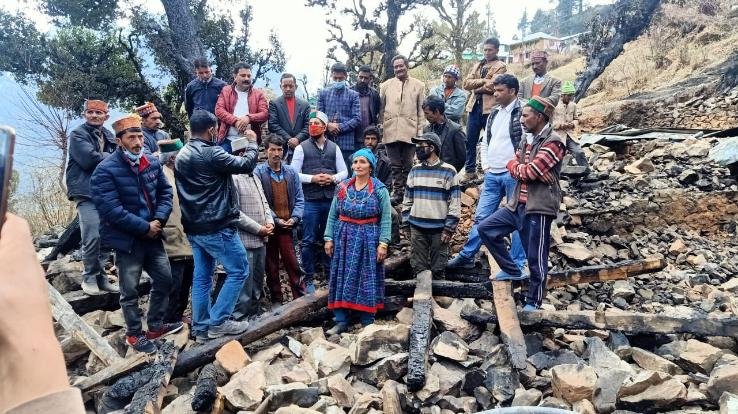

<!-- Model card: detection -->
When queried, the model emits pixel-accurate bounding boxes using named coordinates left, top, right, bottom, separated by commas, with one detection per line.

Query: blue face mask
left=124, top=149, right=143, bottom=162
left=333, top=80, right=347, bottom=90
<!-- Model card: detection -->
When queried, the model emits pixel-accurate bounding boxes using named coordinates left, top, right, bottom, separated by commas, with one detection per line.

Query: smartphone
left=0, top=126, right=15, bottom=234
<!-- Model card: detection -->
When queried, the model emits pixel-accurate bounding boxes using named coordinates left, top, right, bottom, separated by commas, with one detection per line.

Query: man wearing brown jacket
left=380, top=55, right=427, bottom=204
left=462, top=37, right=507, bottom=181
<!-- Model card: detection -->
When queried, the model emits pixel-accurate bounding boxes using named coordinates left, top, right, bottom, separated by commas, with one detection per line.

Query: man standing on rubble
left=184, top=58, right=226, bottom=118
left=478, top=97, right=566, bottom=311
left=175, top=110, right=259, bottom=342
left=91, top=114, right=181, bottom=354
left=461, top=37, right=507, bottom=182
left=553, top=81, right=590, bottom=173
left=447, top=74, right=527, bottom=271
left=215, top=62, right=269, bottom=151
left=65, top=99, right=120, bottom=296
left=518, top=50, right=562, bottom=106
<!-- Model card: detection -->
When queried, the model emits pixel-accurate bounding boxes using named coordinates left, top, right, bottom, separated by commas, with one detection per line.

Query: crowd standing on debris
left=55, top=36, right=588, bottom=356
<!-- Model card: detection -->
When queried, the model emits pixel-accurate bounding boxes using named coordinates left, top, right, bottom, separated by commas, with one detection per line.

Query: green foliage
left=0, top=11, right=47, bottom=81
left=518, top=9, right=529, bottom=36
left=41, top=0, right=119, bottom=29
left=37, top=26, right=142, bottom=113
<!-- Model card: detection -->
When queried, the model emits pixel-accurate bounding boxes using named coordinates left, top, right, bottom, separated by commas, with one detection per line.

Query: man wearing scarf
left=351, top=65, right=381, bottom=142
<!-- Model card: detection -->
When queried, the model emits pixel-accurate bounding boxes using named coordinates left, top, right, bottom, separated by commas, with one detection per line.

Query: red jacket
left=215, top=85, right=269, bottom=142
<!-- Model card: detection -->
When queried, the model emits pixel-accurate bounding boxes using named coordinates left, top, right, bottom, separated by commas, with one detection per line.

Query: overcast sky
left=1, top=0, right=613, bottom=93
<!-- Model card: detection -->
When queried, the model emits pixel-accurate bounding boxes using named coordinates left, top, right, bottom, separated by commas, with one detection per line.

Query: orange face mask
left=308, top=124, right=325, bottom=137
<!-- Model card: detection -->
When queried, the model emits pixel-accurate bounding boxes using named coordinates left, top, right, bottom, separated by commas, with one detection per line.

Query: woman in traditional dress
left=323, top=148, right=392, bottom=334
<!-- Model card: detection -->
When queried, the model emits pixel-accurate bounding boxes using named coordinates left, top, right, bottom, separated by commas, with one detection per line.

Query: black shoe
left=326, top=323, right=349, bottom=335
left=146, top=321, right=185, bottom=340
left=126, top=334, right=157, bottom=354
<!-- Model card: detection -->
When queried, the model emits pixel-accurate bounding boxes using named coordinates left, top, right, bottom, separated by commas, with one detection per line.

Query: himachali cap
left=157, top=139, right=183, bottom=154
left=84, top=99, right=109, bottom=113
left=112, top=114, right=142, bottom=135
left=530, top=50, right=548, bottom=62
left=310, top=110, right=329, bottom=125
left=135, top=102, right=160, bottom=118
left=526, top=96, right=555, bottom=120
left=443, top=64, right=461, bottom=80
left=561, top=80, right=576, bottom=95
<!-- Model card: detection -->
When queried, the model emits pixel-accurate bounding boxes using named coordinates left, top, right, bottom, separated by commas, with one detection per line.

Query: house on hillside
left=462, top=43, right=512, bottom=64
left=509, top=32, right=561, bottom=63
left=508, top=31, right=587, bottom=63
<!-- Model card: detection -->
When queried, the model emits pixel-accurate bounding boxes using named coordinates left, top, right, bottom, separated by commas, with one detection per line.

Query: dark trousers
left=233, top=246, right=266, bottom=319
left=116, top=239, right=172, bottom=336
left=265, top=228, right=302, bottom=302
left=464, top=102, right=489, bottom=173
left=301, top=200, right=333, bottom=281
left=478, top=204, right=553, bottom=307
left=410, top=226, right=449, bottom=279
left=165, top=257, right=194, bottom=323
left=385, top=141, right=416, bottom=198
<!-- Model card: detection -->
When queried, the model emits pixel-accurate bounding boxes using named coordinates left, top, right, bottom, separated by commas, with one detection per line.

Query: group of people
left=64, top=35, right=587, bottom=351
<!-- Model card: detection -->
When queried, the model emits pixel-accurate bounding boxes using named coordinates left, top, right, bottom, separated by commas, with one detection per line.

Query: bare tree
left=15, top=86, right=73, bottom=185
left=431, top=0, right=490, bottom=66
left=306, top=0, right=441, bottom=81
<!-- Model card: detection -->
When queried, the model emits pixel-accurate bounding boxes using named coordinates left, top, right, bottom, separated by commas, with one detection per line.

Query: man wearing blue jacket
left=91, top=114, right=181, bottom=354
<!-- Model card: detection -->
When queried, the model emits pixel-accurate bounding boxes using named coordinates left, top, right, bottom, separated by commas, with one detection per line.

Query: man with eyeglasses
left=136, top=102, right=171, bottom=155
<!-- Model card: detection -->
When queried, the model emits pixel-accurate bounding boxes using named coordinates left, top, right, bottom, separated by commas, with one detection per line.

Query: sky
left=1, top=0, right=614, bottom=94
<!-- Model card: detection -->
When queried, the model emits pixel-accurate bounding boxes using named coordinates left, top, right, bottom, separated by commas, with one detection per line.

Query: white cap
left=231, top=137, right=249, bottom=153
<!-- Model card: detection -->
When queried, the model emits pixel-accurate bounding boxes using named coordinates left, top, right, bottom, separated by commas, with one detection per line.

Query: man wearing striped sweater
left=401, top=132, right=461, bottom=279
left=478, top=96, right=566, bottom=310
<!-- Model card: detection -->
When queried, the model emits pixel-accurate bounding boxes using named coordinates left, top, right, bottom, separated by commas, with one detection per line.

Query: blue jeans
left=459, top=171, right=526, bottom=268
left=464, top=101, right=489, bottom=173
left=116, top=239, right=172, bottom=336
left=188, top=227, right=249, bottom=334
left=301, top=200, right=333, bottom=282
left=478, top=204, right=553, bottom=307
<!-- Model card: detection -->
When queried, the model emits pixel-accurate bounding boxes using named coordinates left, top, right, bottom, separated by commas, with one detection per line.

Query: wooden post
left=125, top=341, right=178, bottom=414
left=174, top=290, right=329, bottom=376
left=406, top=270, right=433, bottom=392
left=484, top=248, right=527, bottom=370
left=48, top=282, right=122, bottom=366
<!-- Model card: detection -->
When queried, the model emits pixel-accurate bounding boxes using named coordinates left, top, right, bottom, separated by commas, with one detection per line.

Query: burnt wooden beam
left=406, top=270, right=433, bottom=392
left=48, top=283, right=123, bottom=366
left=64, top=281, right=152, bottom=314
left=385, top=279, right=492, bottom=299
left=76, top=353, right=152, bottom=393
left=173, top=290, right=329, bottom=376
left=461, top=305, right=738, bottom=337
left=124, top=342, right=178, bottom=414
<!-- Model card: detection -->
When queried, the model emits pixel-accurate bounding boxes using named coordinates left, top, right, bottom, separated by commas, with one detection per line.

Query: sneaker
left=193, top=331, right=209, bottom=344
left=98, top=277, right=120, bottom=293
left=326, top=323, right=349, bottom=336
left=461, top=170, right=478, bottom=183
left=127, top=334, right=157, bottom=354
left=495, top=270, right=528, bottom=281
left=446, top=254, right=476, bottom=269
left=208, top=319, right=250, bottom=339
left=81, top=280, right=103, bottom=296
left=146, top=322, right=185, bottom=340
left=522, top=304, right=539, bottom=311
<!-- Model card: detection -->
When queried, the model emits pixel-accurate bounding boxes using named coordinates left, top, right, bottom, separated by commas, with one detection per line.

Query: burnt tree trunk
left=575, top=0, right=661, bottom=102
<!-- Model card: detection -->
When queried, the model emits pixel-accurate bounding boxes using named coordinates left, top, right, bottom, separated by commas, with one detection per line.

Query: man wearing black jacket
left=268, top=73, right=310, bottom=162
left=65, top=99, right=119, bottom=296
left=174, top=110, right=259, bottom=342
left=422, top=95, right=466, bottom=173
left=352, top=65, right=381, bottom=143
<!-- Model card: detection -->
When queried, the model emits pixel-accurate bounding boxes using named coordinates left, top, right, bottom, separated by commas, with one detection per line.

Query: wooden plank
left=460, top=305, right=738, bottom=337
left=484, top=248, right=527, bottom=370
left=406, top=270, right=433, bottom=392
left=48, top=282, right=123, bottom=366
left=174, top=290, right=329, bottom=376
left=76, top=353, right=152, bottom=392
left=546, top=258, right=666, bottom=289
left=385, top=279, right=491, bottom=298
left=443, top=258, right=667, bottom=287
left=125, top=341, right=178, bottom=414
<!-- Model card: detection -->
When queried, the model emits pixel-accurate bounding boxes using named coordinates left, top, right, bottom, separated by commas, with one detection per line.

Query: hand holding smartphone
left=0, top=126, right=15, bottom=235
